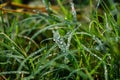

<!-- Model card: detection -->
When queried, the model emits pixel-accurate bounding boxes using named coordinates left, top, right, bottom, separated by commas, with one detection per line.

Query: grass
left=0, top=0, right=120, bottom=80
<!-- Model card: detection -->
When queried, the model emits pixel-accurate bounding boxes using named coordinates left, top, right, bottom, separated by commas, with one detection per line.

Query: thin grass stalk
left=0, top=10, right=5, bottom=33
left=0, top=32, right=27, bottom=57
left=69, top=0, right=77, bottom=22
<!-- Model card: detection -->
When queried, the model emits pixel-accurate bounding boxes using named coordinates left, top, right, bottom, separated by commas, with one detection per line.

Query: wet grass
left=0, top=0, right=120, bottom=80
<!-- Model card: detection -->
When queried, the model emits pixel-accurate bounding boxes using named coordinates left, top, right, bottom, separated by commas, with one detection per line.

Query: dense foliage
left=0, top=0, right=120, bottom=80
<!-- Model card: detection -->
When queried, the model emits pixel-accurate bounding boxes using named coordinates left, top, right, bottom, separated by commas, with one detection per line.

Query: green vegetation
left=0, top=0, right=120, bottom=80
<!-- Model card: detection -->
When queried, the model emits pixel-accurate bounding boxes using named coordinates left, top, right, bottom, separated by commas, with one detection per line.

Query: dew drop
left=59, top=41, right=63, bottom=44
left=53, top=38, right=55, bottom=41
